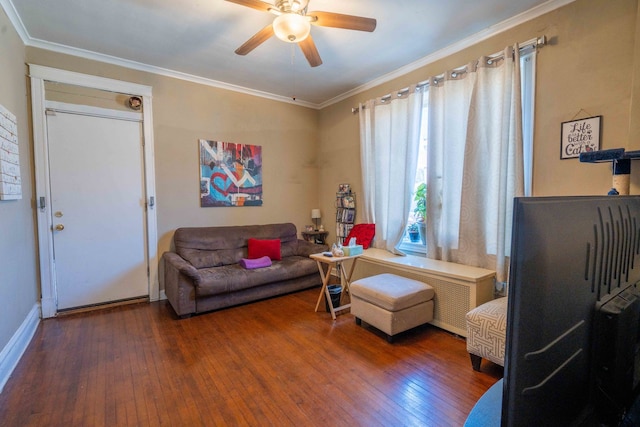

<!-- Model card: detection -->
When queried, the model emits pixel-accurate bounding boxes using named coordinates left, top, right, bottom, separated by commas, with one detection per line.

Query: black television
left=502, top=196, right=640, bottom=426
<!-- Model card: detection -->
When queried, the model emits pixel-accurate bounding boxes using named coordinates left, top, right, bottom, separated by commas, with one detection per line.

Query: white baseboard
left=40, top=296, right=56, bottom=319
left=149, top=290, right=166, bottom=302
left=0, top=304, right=40, bottom=393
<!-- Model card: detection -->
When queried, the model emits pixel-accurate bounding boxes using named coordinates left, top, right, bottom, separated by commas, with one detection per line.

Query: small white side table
left=310, top=252, right=362, bottom=320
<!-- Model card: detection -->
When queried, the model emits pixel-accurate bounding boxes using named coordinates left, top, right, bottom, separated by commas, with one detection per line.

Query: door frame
left=29, top=64, right=158, bottom=318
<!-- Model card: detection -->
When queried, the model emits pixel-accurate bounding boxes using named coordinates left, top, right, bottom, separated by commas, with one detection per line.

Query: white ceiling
left=4, top=0, right=570, bottom=108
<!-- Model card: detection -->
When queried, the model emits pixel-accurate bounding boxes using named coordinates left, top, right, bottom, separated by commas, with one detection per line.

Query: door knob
left=55, top=224, right=65, bottom=231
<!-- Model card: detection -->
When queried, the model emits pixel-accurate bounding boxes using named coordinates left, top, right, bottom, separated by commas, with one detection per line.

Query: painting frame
left=560, top=115, right=602, bottom=159
left=199, top=139, right=263, bottom=207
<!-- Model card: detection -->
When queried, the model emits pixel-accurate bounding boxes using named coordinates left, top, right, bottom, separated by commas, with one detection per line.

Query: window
left=401, top=101, right=429, bottom=254
left=400, top=49, right=536, bottom=255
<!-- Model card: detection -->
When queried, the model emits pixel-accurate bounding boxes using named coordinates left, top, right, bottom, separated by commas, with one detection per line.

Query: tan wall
left=26, top=48, right=321, bottom=287
left=0, top=7, right=39, bottom=350
left=630, top=2, right=640, bottom=152
left=318, top=0, right=640, bottom=242
left=2, top=0, right=638, bottom=340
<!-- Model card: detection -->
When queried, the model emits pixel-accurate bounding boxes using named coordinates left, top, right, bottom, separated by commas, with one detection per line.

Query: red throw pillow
left=343, top=224, right=375, bottom=249
left=248, top=238, right=281, bottom=260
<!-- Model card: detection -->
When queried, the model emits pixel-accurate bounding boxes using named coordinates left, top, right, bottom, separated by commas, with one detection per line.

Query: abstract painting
left=199, top=139, right=263, bottom=207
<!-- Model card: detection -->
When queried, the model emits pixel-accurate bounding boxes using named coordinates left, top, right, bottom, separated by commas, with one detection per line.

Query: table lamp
left=311, top=209, right=321, bottom=231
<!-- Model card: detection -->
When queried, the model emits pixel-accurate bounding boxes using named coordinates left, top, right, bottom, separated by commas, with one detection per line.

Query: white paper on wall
left=0, top=103, right=21, bottom=200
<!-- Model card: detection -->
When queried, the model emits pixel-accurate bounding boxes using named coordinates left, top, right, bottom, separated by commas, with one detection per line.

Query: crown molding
left=2, top=0, right=575, bottom=110
left=317, top=0, right=576, bottom=109
left=0, top=0, right=317, bottom=109
left=25, top=37, right=318, bottom=109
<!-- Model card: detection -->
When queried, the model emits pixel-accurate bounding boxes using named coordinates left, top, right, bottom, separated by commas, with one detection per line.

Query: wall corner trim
left=0, top=304, right=40, bottom=393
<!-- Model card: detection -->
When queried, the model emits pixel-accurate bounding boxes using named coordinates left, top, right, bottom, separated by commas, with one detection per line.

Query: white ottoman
left=465, top=297, right=507, bottom=371
left=351, top=273, right=435, bottom=342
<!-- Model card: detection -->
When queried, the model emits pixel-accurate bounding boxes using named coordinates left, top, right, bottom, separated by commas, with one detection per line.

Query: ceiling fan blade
left=299, top=35, right=322, bottom=67
left=308, top=11, right=376, bottom=32
left=235, top=25, right=275, bottom=55
left=225, top=0, right=273, bottom=13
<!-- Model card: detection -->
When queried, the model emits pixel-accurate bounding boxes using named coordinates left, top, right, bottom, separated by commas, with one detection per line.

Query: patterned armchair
left=465, top=297, right=508, bottom=371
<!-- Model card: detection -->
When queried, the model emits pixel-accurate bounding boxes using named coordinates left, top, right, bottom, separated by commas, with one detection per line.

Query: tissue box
left=342, top=244, right=363, bottom=256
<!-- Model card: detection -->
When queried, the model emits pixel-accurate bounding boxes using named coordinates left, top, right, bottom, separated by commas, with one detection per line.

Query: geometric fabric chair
left=465, top=297, right=508, bottom=371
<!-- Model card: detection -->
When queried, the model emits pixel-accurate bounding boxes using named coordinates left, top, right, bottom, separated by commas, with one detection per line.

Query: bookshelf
left=336, top=187, right=356, bottom=245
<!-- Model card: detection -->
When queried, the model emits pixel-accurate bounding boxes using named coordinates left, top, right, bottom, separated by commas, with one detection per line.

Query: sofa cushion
left=248, top=238, right=281, bottom=260
left=174, top=223, right=298, bottom=268
left=281, top=240, right=299, bottom=258
left=351, top=273, right=434, bottom=312
left=194, top=255, right=319, bottom=297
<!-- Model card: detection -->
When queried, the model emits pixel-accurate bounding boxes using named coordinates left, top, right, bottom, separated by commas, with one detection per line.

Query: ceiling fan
left=226, top=0, right=377, bottom=67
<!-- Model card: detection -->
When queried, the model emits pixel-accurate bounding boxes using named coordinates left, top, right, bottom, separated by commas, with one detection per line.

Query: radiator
left=348, top=249, right=496, bottom=337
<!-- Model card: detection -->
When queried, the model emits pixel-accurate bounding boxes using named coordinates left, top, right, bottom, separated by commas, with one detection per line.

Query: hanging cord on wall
left=351, top=35, right=548, bottom=114
left=291, top=45, right=297, bottom=101
left=570, top=108, right=594, bottom=120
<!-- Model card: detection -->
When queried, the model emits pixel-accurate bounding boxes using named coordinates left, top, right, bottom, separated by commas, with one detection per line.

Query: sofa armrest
left=163, top=252, right=198, bottom=317
left=164, top=252, right=199, bottom=281
left=296, top=239, right=329, bottom=257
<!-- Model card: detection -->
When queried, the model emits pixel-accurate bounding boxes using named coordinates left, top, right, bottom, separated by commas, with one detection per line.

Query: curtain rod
left=351, top=35, right=547, bottom=114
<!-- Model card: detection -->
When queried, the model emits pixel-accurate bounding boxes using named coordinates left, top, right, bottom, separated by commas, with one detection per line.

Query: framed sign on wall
left=0, top=103, right=21, bottom=200
left=560, top=115, right=602, bottom=159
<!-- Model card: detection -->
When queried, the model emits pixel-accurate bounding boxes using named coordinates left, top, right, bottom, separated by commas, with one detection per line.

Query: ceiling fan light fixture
left=275, top=0, right=309, bottom=13
left=273, top=13, right=310, bottom=43
left=290, top=0, right=308, bottom=11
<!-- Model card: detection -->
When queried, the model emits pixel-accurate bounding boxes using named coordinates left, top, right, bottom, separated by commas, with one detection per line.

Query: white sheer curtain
left=359, top=86, right=424, bottom=254
left=426, top=45, right=524, bottom=282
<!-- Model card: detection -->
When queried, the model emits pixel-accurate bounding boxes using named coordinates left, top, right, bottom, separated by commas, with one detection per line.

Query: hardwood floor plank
left=0, top=288, right=502, bottom=426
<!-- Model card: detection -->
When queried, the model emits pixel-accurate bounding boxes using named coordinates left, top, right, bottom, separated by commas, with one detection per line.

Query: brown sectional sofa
left=163, top=223, right=328, bottom=317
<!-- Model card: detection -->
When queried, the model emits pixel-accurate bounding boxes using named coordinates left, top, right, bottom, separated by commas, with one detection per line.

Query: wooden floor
left=0, top=288, right=502, bottom=427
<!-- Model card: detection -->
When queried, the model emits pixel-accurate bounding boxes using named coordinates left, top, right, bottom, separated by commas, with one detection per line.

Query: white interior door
left=46, top=109, right=149, bottom=310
